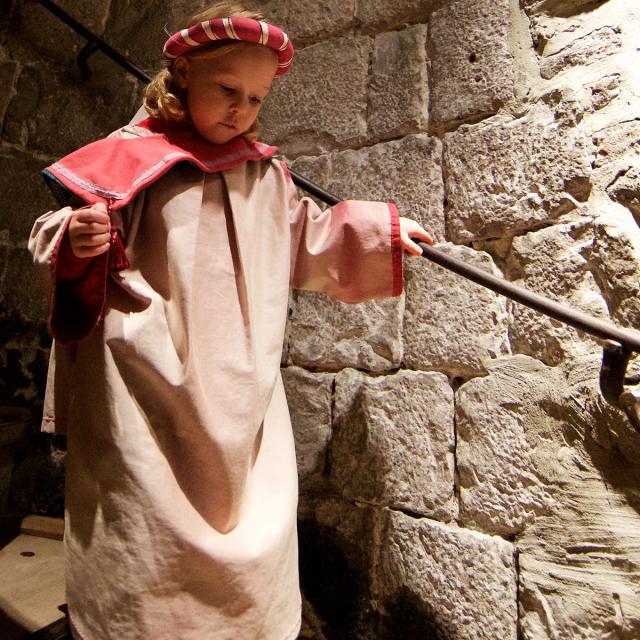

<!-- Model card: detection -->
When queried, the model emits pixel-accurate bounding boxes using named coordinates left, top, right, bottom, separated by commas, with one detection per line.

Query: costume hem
left=68, top=610, right=302, bottom=640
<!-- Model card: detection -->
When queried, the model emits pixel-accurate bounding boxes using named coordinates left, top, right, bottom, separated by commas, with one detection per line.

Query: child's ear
left=173, top=57, right=189, bottom=89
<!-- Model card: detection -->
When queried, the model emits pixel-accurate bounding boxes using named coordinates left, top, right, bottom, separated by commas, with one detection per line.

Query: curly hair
left=143, top=2, right=266, bottom=141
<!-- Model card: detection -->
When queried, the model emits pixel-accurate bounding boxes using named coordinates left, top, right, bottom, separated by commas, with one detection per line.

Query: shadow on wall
left=298, top=520, right=450, bottom=640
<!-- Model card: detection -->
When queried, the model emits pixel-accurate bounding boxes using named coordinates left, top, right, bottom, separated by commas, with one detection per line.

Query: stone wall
left=1, top=0, right=640, bottom=638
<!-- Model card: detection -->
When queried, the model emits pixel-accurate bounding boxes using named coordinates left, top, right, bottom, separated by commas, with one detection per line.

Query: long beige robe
left=29, top=126, right=402, bottom=640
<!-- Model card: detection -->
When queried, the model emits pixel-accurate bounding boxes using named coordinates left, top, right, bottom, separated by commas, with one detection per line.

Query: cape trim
left=42, top=119, right=278, bottom=210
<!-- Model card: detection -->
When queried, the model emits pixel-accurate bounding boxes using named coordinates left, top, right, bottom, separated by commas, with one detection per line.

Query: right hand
left=68, top=203, right=111, bottom=259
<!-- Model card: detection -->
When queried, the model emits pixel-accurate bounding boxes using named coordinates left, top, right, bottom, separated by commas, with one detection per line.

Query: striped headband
left=163, top=17, right=294, bottom=76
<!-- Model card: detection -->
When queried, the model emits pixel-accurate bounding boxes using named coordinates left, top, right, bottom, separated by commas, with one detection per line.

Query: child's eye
left=250, top=96, right=262, bottom=105
left=220, top=85, right=234, bottom=95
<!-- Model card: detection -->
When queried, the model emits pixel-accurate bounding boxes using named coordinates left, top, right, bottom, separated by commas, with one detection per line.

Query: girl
left=29, top=3, right=433, bottom=639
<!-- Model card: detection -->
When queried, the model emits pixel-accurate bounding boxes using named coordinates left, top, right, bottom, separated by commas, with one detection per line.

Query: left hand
left=399, top=217, right=433, bottom=256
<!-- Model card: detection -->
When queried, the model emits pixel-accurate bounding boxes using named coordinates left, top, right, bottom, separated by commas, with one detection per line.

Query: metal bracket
left=600, top=341, right=640, bottom=430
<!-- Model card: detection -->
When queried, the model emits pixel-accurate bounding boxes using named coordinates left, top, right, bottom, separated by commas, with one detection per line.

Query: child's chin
left=207, top=132, right=239, bottom=145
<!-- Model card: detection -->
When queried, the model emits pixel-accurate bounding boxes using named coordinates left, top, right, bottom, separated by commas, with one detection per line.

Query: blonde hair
left=143, top=2, right=265, bottom=141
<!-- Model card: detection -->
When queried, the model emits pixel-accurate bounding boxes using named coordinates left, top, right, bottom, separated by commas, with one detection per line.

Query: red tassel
left=109, top=225, right=130, bottom=272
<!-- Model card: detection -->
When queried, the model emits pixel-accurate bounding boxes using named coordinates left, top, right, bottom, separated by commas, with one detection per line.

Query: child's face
left=176, top=44, right=278, bottom=145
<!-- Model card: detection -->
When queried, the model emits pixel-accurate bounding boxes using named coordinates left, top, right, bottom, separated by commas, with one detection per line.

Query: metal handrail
left=31, top=0, right=640, bottom=421
left=34, top=0, right=152, bottom=83
left=289, top=167, right=640, bottom=353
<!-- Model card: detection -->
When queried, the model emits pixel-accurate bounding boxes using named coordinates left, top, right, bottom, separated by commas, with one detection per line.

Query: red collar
left=43, top=118, right=278, bottom=210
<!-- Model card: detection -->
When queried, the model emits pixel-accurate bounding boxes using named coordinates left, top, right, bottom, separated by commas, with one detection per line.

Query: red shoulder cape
left=43, top=117, right=278, bottom=210
left=42, top=118, right=278, bottom=343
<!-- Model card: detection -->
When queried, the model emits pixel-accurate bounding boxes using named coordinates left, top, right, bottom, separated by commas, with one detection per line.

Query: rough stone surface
left=506, top=216, right=609, bottom=366
left=297, top=498, right=380, bottom=638
left=277, top=0, right=356, bottom=45
left=403, top=244, right=510, bottom=377
left=518, top=366, right=640, bottom=639
left=2, top=59, right=138, bottom=156
left=281, top=367, right=333, bottom=489
left=429, top=0, right=514, bottom=125
left=561, top=354, right=640, bottom=466
left=586, top=73, right=621, bottom=111
left=0, top=148, right=59, bottom=242
left=455, top=356, right=559, bottom=536
left=607, top=165, right=640, bottom=224
left=0, top=59, right=18, bottom=128
left=379, top=510, right=517, bottom=640
left=444, top=107, right=593, bottom=243
left=1, top=246, right=48, bottom=326
left=261, top=36, right=370, bottom=155
left=368, top=25, right=429, bottom=142
left=331, top=369, right=456, bottom=520
left=287, top=291, right=404, bottom=373
left=590, top=209, right=640, bottom=330
left=355, top=0, right=441, bottom=34
left=523, top=0, right=608, bottom=16
left=457, top=351, right=640, bottom=638
left=7, top=0, right=112, bottom=68
left=539, top=26, right=623, bottom=79
left=592, top=120, right=640, bottom=172
left=104, top=0, right=205, bottom=72
left=292, top=134, right=445, bottom=241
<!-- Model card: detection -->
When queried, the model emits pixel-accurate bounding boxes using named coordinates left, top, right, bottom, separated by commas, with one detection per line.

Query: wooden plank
left=0, top=534, right=65, bottom=632
left=20, top=516, right=64, bottom=542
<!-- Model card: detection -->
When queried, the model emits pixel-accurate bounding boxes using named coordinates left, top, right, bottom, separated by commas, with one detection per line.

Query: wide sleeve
left=28, top=205, right=126, bottom=343
left=284, top=164, right=404, bottom=303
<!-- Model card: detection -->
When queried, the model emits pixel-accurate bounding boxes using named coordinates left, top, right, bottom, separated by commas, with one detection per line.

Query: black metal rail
left=34, top=0, right=152, bottom=83
left=289, top=166, right=640, bottom=354
left=32, top=0, right=640, bottom=418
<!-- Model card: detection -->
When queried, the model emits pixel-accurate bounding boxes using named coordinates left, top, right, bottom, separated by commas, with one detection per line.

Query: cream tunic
left=29, top=134, right=401, bottom=640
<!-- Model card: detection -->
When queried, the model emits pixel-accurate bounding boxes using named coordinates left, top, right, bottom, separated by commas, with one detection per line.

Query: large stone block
left=279, top=0, right=356, bottom=45
left=8, top=0, right=111, bottom=68
left=403, top=244, right=510, bottom=377
left=590, top=208, right=640, bottom=330
left=331, top=369, right=456, bottom=520
left=298, top=498, right=381, bottom=638
left=292, top=134, right=445, bottom=241
left=444, top=107, right=592, bottom=243
left=379, top=510, right=517, bottom=640
left=517, top=407, right=640, bottom=638
left=560, top=354, right=640, bottom=465
left=506, top=217, right=609, bottom=366
left=429, top=0, right=514, bottom=124
left=512, top=348, right=640, bottom=639
left=2, top=59, right=138, bottom=156
left=355, top=0, right=441, bottom=34
left=261, top=36, right=371, bottom=155
left=455, top=355, right=560, bottom=536
left=368, top=25, right=429, bottom=142
left=281, top=366, right=333, bottom=489
left=287, top=291, right=404, bottom=373
left=0, top=148, right=58, bottom=242
left=104, top=0, right=205, bottom=73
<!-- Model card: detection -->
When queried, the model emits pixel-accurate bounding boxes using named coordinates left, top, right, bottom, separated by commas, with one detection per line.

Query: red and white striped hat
left=163, top=16, right=294, bottom=76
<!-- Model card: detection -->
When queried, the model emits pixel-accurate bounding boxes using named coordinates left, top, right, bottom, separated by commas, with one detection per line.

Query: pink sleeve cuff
left=55, top=224, right=95, bottom=280
left=388, top=202, right=404, bottom=296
